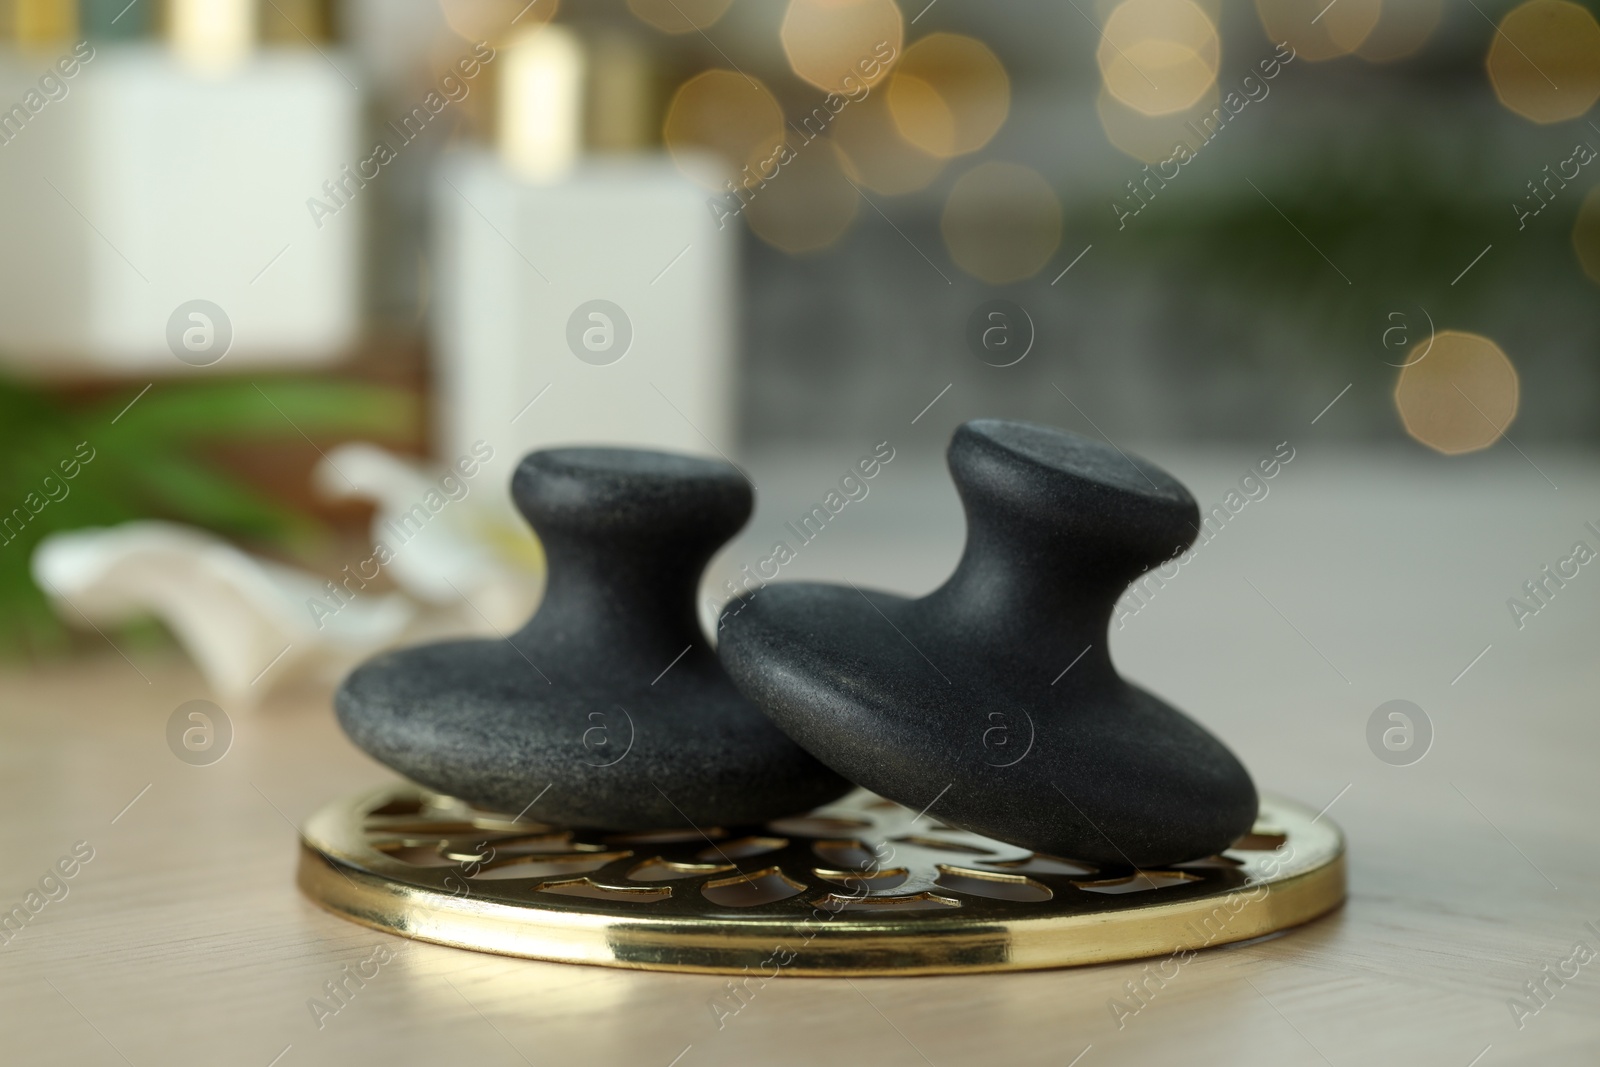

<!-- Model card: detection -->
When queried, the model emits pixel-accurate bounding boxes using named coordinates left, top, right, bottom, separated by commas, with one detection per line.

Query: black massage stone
left=336, top=447, right=851, bottom=828
left=717, top=419, right=1258, bottom=868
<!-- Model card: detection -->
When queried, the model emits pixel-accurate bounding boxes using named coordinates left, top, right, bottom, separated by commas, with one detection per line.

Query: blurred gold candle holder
left=6, top=0, right=79, bottom=46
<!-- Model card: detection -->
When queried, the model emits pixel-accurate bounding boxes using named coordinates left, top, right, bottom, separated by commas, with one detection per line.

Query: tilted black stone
left=336, top=447, right=852, bottom=828
left=716, top=418, right=1259, bottom=868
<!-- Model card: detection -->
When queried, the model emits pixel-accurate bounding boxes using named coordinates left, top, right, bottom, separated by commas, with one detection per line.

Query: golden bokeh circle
left=1254, top=0, right=1382, bottom=62
left=884, top=73, right=954, bottom=154
left=887, top=33, right=1010, bottom=158
left=1487, top=0, right=1600, bottom=125
left=1573, top=184, right=1600, bottom=284
left=439, top=0, right=556, bottom=40
left=1096, top=82, right=1219, bottom=165
left=1097, top=0, right=1220, bottom=116
left=743, top=140, right=860, bottom=254
left=663, top=70, right=788, bottom=192
left=627, top=0, right=734, bottom=34
left=1102, top=0, right=1220, bottom=68
left=941, top=162, right=1062, bottom=285
left=1394, top=331, right=1520, bottom=455
left=1356, top=0, right=1442, bottom=62
left=832, top=89, right=946, bottom=194
left=780, top=0, right=904, bottom=94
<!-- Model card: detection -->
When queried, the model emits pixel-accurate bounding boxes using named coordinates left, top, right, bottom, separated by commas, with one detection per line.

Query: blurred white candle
left=170, top=0, right=256, bottom=73
left=433, top=23, right=737, bottom=489
left=0, top=40, right=360, bottom=375
left=497, top=25, right=583, bottom=183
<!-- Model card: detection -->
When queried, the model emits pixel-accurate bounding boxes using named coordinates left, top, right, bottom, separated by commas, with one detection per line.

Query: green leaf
left=0, top=372, right=415, bottom=657
left=96, top=380, right=416, bottom=443
left=112, top=452, right=322, bottom=545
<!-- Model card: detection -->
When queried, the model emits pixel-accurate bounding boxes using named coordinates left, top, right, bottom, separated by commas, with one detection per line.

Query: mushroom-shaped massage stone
left=337, top=447, right=852, bottom=827
left=716, top=419, right=1258, bottom=867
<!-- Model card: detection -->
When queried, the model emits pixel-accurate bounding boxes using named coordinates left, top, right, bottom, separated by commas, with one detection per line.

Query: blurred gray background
left=344, top=0, right=1600, bottom=448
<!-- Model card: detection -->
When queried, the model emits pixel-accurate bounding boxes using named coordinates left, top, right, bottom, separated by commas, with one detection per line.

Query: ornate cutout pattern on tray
left=298, top=786, right=1345, bottom=975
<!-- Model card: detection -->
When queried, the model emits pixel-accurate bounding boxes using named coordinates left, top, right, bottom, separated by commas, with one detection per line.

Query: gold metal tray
left=298, top=785, right=1344, bottom=975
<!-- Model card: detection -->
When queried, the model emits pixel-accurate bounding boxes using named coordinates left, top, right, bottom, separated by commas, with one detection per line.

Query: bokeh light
left=1254, top=0, right=1381, bottom=62
left=1573, top=184, right=1600, bottom=285
left=941, top=162, right=1062, bottom=285
left=627, top=0, right=734, bottom=34
left=886, top=33, right=1010, bottom=158
left=743, top=140, right=860, bottom=254
left=1394, top=331, right=1520, bottom=455
left=1487, top=0, right=1600, bottom=125
left=439, top=0, right=555, bottom=41
left=1096, top=83, right=1218, bottom=165
left=663, top=71, right=788, bottom=192
left=1097, top=0, right=1220, bottom=116
left=1356, top=0, right=1442, bottom=63
left=831, top=90, right=945, bottom=194
left=781, top=0, right=904, bottom=95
